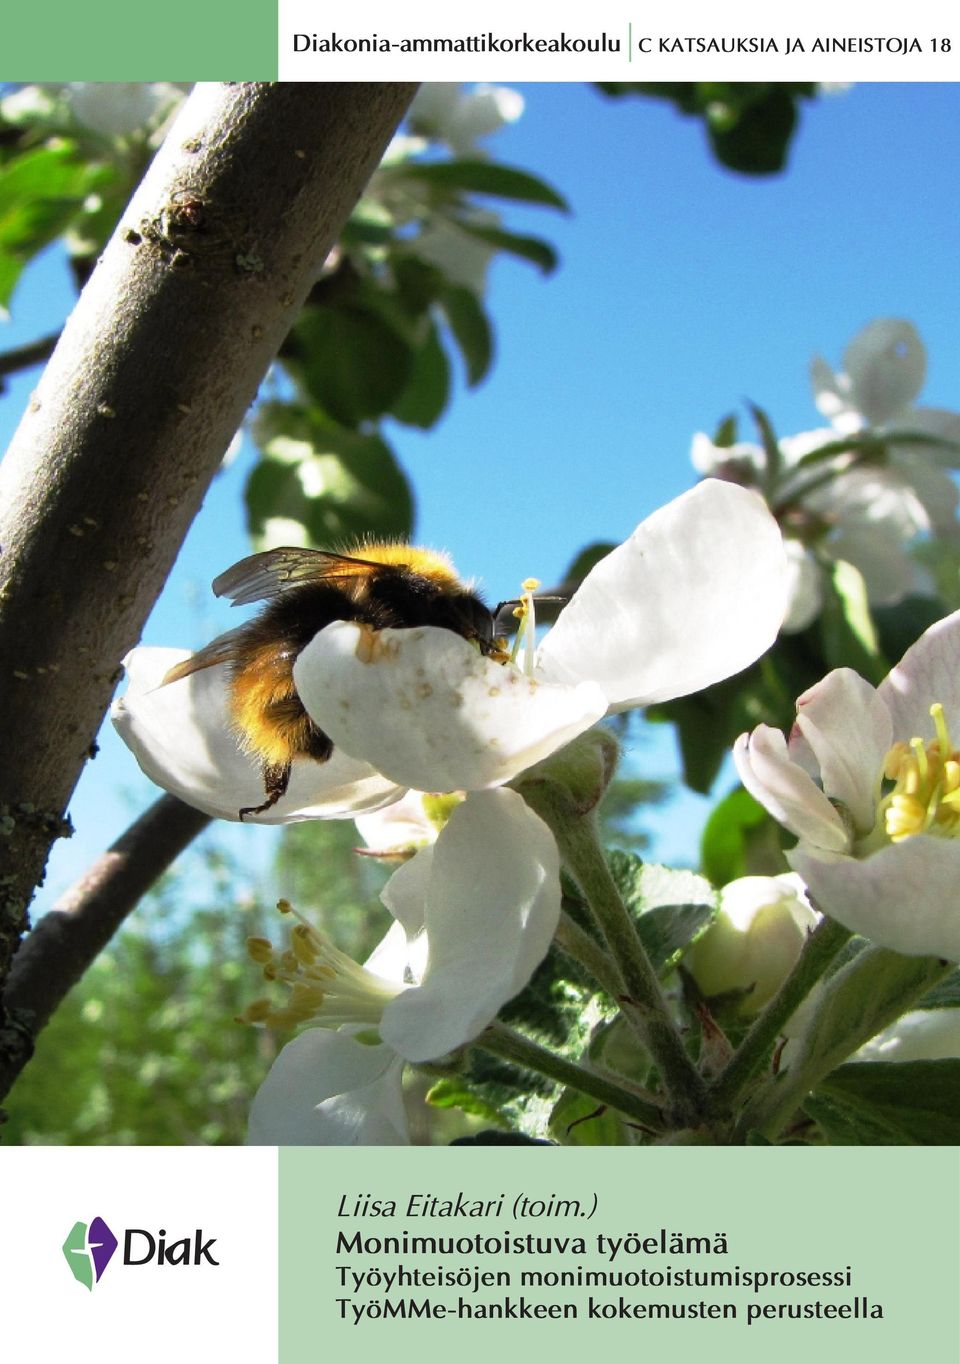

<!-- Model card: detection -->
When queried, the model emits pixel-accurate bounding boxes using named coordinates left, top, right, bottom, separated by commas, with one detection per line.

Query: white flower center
left=240, top=900, right=404, bottom=1030
left=878, top=703, right=960, bottom=843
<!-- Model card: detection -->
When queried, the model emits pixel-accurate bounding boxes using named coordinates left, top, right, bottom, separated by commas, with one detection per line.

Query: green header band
left=3, top=0, right=277, bottom=81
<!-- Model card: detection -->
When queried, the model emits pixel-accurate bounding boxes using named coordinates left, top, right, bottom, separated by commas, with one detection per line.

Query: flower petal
left=828, top=527, right=923, bottom=606
left=855, top=1008, right=960, bottom=1062
left=734, top=725, right=850, bottom=852
left=354, top=789, right=446, bottom=857
left=793, top=669, right=891, bottom=835
left=112, top=646, right=405, bottom=822
left=362, top=919, right=419, bottom=986
left=843, top=318, right=926, bottom=426
left=887, top=448, right=960, bottom=528
left=246, top=1030, right=408, bottom=1145
left=891, top=408, right=960, bottom=469
left=790, top=838, right=960, bottom=961
left=877, top=608, right=960, bottom=743
left=380, top=846, right=435, bottom=940
left=294, top=623, right=607, bottom=793
left=536, top=480, right=788, bottom=709
left=380, top=789, right=561, bottom=1061
left=810, top=354, right=858, bottom=430
left=781, top=541, right=823, bottom=634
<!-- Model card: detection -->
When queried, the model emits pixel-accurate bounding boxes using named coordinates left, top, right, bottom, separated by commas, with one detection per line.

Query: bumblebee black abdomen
left=227, top=582, right=355, bottom=755
left=216, top=551, right=496, bottom=818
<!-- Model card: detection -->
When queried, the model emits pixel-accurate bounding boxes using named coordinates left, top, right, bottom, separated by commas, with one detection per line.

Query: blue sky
left=4, top=81, right=960, bottom=911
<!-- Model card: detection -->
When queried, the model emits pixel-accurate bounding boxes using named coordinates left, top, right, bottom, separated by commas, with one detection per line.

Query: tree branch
left=0, top=83, right=418, bottom=1014
left=0, top=331, right=61, bottom=388
left=0, top=795, right=210, bottom=1105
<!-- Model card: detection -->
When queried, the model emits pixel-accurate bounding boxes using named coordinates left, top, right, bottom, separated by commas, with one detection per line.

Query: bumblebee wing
left=161, top=628, right=246, bottom=685
left=212, top=547, right=389, bottom=606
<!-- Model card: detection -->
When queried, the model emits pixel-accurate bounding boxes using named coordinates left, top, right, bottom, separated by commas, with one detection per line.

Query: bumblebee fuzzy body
left=163, top=543, right=496, bottom=819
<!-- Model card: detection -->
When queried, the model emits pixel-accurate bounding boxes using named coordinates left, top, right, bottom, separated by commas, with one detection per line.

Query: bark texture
left=0, top=796, right=210, bottom=1103
left=0, top=82, right=416, bottom=1068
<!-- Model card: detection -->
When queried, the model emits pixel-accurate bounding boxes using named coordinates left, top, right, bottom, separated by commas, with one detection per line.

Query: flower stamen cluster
left=239, top=900, right=403, bottom=1031
left=509, top=577, right=542, bottom=678
left=880, top=703, right=960, bottom=842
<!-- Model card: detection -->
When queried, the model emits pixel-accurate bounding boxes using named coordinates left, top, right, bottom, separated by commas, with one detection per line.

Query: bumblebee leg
left=239, top=762, right=292, bottom=821
left=303, top=726, right=334, bottom=762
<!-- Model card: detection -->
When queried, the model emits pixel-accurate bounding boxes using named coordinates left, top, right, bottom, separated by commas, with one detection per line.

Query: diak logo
left=62, top=1217, right=117, bottom=1290
left=62, top=1218, right=220, bottom=1290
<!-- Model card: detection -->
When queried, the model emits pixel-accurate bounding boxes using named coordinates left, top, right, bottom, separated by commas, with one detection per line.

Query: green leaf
left=589, top=1015, right=650, bottom=1080
left=0, top=143, right=99, bottom=251
left=788, top=947, right=953, bottom=1084
left=288, top=303, right=414, bottom=425
left=793, top=428, right=960, bottom=469
left=440, top=286, right=493, bottom=386
left=700, top=785, right=779, bottom=885
left=0, top=142, right=107, bottom=308
left=398, top=159, right=569, bottom=210
left=450, top=1130, right=553, bottom=1145
left=247, top=405, right=414, bottom=546
left=917, top=973, right=960, bottom=1009
left=390, top=321, right=451, bottom=429
left=450, top=220, right=559, bottom=274
left=648, top=667, right=771, bottom=794
left=608, top=853, right=717, bottom=970
left=818, top=559, right=887, bottom=684
left=426, top=1077, right=507, bottom=1126
left=595, top=83, right=817, bottom=176
left=873, top=594, right=951, bottom=662
left=806, top=1060, right=960, bottom=1144
left=0, top=252, right=20, bottom=313
left=549, top=1086, right=631, bottom=1145
left=747, top=402, right=782, bottom=491
left=712, top=413, right=738, bottom=447
left=392, top=255, right=445, bottom=314
left=563, top=541, right=616, bottom=585
left=706, top=86, right=803, bottom=176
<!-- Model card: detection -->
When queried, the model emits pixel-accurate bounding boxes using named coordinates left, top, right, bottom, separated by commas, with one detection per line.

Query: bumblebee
left=163, top=543, right=499, bottom=819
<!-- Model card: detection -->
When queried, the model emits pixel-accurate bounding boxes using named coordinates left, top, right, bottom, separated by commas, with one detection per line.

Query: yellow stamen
left=290, top=923, right=318, bottom=966
left=246, top=937, right=274, bottom=964
left=877, top=701, right=960, bottom=844
left=239, top=898, right=406, bottom=1032
left=241, top=998, right=273, bottom=1023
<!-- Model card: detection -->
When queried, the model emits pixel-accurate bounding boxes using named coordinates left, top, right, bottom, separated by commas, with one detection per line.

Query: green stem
left=734, top=948, right=954, bottom=1142
left=478, top=1020, right=666, bottom=1132
left=555, top=910, right=625, bottom=1001
left=523, top=782, right=707, bottom=1123
left=708, top=917, right=852, bottom=1114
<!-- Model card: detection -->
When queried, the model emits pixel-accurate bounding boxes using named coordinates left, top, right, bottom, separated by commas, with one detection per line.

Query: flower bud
left=688, top=874, right=818, bottom=1015
left=514, top=729, right=620, bottom=817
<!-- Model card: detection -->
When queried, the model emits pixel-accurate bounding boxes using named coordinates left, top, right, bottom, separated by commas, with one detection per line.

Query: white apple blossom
left=354, top=789, right=458, bottom=859
left=246, top=789, right=560, bottom=1144
left=112, top=481, right=785, bottom=820
left=693, top=425, right=937, bottom=630
left=292, top=480, right=789, bottom=795
left=111, top=646, right=405, bottom=824
left=734, top=609, right=960, bottom=961
left=693, top=319, right=960, bottom=633
left=65, top=82, right=186, bottom=139
left=407, top=83, right=524, bottom=156
left=687, top=874, right=818, bottom=1014
left=407, top=211, right=500, bottom=292
left=0, top=81, right=186, bottom=141
left=811, top=317, right=960, bottom=529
